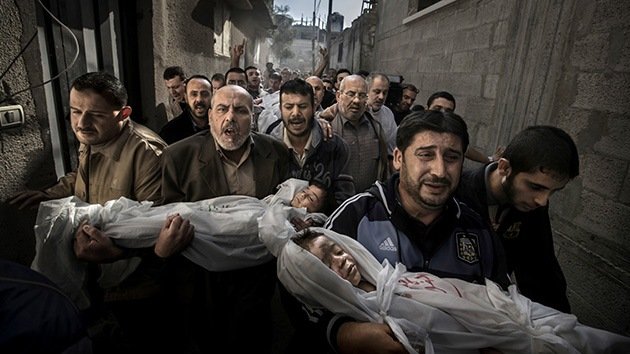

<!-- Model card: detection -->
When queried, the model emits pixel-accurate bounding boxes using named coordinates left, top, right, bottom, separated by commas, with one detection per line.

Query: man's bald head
left=209, top=85, right=253, bottom=151
left=306, top=76, right=325, bottom=108
left=337, top=75, right=369, bottom=121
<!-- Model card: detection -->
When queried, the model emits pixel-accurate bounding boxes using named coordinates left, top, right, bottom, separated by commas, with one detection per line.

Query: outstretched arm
left=313, top=47, right=330, bottom=78
left=230, top=38, right=246, bottom=68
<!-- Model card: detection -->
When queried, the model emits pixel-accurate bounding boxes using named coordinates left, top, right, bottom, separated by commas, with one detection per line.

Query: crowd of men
left=4, top=43, right=582, bottom=354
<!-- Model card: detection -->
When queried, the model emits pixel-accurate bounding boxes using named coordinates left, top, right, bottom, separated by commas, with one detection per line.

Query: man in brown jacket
left=11, top=72, right=165, bottom=207
left=155, top=85, right=290, bottom=354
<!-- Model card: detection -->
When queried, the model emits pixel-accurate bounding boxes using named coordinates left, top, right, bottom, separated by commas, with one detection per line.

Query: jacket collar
left=369, top=173, right=462, bottom=222
left=196, top=131, right=277, bottom=198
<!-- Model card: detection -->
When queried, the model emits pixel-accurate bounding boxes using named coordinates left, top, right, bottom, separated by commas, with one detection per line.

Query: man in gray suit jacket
left=155, top=85, right=290, bottom=354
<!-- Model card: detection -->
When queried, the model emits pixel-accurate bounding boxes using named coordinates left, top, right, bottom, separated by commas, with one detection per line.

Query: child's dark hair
left=292, top=229, right=324, bottom=250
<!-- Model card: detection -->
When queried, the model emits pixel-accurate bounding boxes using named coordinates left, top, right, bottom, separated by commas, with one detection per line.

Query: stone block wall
left=373, top=0, right=630, bottom=335
left=551, top=0, right=630, bottom=335
left=375, top=0, right=515, bottom=157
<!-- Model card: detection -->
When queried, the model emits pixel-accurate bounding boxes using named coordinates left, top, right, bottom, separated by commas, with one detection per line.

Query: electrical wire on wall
left=0, top=0, right=80, bottom=105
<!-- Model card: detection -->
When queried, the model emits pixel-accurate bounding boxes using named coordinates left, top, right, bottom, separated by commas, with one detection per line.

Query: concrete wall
left=374, top=0, right=630, bottom=334
left=150, top=0, right=231, bottom=130
left=329, top=11, right=377, bottom=72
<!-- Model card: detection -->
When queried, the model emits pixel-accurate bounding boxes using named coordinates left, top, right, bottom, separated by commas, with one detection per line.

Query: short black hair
left=225, top=67, right=246, bottom=81
left=163, top=66, right=185, bottom=81
left=335, top=68, right=351, bottom=81
left=211, top=73, right=225, bottom=83
left=411, top=104, right=425, bottom=112
left=427, top=91, right=456, bottom=110
left=401, top=83, right=419, bottom=94
left=502, top=125, right=579, bottom=179
left=292, top=229, right=325, bottom=250
left=185, top=74, right=211, bottom=85
left=244, top=66, right=258, bottom=72
left=396, top=110, right=469, bottom=154
left=356, top=69, right=370, bottom=78
left=71, top=72, right=127, bottom=108
left=280, top=79, right=315, bottom=107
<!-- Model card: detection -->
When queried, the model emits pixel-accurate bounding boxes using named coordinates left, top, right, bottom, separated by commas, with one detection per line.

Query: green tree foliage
left=270, top=5, right=295, bottom=62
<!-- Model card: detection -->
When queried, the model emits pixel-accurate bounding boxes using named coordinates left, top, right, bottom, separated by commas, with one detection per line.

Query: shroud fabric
left=258, top=204, right=630, bottom=354
left=31, top=178, right=317, bottom=309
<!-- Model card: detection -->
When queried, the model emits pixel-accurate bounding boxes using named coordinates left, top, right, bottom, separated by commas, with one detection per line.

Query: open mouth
left=288, top=118, right=305, bottom=126
left=223, top=126, right=237, bottom=137
left=346, top=264, right=356, bottom=278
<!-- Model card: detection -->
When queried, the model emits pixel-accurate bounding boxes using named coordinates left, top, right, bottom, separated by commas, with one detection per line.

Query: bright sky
left=274, top=0, right=363, bottom=29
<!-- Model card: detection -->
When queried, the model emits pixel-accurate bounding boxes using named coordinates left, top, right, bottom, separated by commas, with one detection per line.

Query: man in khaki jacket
left=9, top=71, right=175, bottom=353
left=11, top=72, right=165, bottom=206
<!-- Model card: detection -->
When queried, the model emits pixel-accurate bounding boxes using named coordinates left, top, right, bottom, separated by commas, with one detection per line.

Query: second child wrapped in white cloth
left=258, top=204, right=630, bottom=354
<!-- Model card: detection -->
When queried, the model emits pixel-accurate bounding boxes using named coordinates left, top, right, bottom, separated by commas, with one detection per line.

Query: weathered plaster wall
left=150, top=0, right=231, bottom=130
left=0, top=0, right=52, bottom=264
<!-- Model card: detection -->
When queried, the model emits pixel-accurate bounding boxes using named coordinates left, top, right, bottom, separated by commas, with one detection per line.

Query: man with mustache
left=267, top=79, right=354, bottom=213
left=155, top=66, right=187, bottom=126
left=245, top=65, right=267, bottom=99
left=318, top=110, right=508, bottom=354
left=457, top=126, right=579, bottom=313
left=326, top=74, right=390, bottom=193
left=9, top=72, right=172, bottom=352
left=156, top=85, right=290, bottom=353
left=389, top=82, right=419, bottom=125
left=158, top=75, right=212, bottom=144
left=225, top=67, right=248, bottom=89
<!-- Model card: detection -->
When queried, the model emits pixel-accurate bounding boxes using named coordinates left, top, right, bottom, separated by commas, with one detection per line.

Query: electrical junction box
left=0, top=105, right=25, bottom=130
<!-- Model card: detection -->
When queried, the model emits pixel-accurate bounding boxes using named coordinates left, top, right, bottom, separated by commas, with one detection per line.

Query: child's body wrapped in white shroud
left=32, top=178, right=318, bottom=309
left=258, top=203, right=630, bottom=354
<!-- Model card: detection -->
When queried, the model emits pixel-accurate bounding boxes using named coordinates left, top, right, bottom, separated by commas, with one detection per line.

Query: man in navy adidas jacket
left=322, top=110, right=509, bottom=353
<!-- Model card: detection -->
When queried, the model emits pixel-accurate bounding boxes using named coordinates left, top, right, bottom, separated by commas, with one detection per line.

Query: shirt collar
left=282, top=126, right=314, bottom=152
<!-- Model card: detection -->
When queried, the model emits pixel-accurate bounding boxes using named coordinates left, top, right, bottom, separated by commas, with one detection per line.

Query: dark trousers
left=166, top=257, right=277, bottom=354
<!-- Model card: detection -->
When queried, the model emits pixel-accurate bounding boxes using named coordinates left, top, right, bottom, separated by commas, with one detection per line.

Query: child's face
left=291, top=185, right=326, bottom=212
left=308, top=235, right=361, bottom=287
